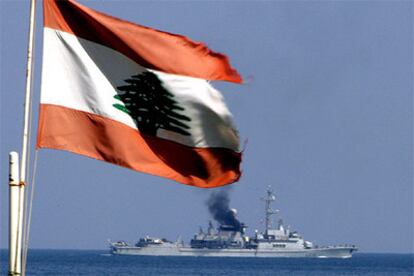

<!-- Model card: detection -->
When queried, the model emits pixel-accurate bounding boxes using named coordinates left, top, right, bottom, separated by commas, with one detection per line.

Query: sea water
left=1, top=250, right=413, bottom=275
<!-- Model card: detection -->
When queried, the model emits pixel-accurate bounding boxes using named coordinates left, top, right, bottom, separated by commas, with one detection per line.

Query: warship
left=109, top=187, right=357, bottom=258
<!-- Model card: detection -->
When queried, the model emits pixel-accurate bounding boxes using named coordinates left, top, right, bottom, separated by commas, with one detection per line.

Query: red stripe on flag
left=36, top=104, right=241, bottom=188
left=43, top=0, right=242, bottom=84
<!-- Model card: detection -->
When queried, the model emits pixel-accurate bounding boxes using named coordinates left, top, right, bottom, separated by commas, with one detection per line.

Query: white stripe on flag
left=41, top=28, right=239, bottom=150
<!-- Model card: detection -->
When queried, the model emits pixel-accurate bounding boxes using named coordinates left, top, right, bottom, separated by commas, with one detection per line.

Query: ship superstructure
left=110, top=187, right=357, bottom=258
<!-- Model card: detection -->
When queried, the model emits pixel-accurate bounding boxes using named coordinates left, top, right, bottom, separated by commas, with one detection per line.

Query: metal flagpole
left=21, top=0, right=36, bottom=183
left=9, top=152, right=20, bottom=275
left=9, top=0, right=37, bottom=275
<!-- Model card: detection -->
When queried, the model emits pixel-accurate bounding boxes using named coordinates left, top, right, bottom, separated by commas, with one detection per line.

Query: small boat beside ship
left=110, top=187, right=357, bottom=258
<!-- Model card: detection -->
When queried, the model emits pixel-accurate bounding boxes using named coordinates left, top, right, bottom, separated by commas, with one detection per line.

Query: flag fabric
left=37, top=0, right=243, bottom=188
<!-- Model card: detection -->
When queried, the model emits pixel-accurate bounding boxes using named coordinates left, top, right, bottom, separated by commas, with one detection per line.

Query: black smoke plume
left=207, top=190, right=242, bottom=231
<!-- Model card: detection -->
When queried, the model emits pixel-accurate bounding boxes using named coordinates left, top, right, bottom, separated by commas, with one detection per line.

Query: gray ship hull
left=110, top=187, right=357, bottom=258
left=111, top=245, right=357, bottom=258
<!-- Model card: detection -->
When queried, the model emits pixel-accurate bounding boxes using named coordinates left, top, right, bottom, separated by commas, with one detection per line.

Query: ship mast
left=261, top=186, right=278, bottom=235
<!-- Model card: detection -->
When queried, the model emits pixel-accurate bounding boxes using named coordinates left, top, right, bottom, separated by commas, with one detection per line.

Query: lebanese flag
left=37, top=0, right=243, bottom=188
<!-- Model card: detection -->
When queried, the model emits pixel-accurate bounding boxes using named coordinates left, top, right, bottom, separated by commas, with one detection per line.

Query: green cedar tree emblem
left=113, top=71, right=191, bottom=137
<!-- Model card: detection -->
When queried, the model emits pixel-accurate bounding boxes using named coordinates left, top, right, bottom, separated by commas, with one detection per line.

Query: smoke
left=207, top=190, right=242, bottom=231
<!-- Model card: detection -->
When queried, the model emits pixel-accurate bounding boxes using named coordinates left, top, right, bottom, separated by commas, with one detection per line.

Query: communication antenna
left=261, top=186, right=278, bottom=234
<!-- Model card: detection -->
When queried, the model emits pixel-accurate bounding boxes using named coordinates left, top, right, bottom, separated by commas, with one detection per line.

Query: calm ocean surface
left=1, top=250, right=413, bottom=275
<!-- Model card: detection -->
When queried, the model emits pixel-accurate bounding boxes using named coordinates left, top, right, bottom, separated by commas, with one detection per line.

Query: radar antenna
left=261, top=186, right=278, bottom=235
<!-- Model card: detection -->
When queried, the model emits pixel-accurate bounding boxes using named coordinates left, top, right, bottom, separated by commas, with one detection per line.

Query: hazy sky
left=1, top=1, right=412, bottom=253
